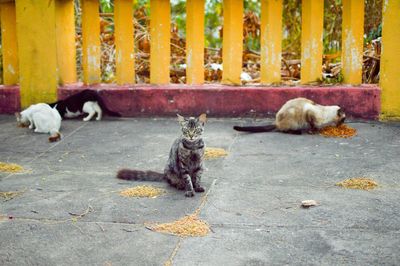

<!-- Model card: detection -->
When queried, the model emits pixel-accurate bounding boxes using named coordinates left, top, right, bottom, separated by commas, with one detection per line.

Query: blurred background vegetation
left=95, top=0, right=382, bottom=53
left=0, top=0, right=383, bottom=84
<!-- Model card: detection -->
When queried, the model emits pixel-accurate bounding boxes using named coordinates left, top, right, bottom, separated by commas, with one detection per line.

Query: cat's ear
left=198, top=113, right=207, bottom=124
left=177, top=114, right=185, bottom=124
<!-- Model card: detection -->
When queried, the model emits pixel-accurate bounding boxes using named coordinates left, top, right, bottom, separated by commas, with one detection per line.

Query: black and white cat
left=16, top=103, right=62, bottom=142
left=49, top=90, right=121, bottom=121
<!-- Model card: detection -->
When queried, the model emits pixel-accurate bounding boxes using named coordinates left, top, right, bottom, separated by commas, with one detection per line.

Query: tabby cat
left=117, top=114, right=207, bottom=197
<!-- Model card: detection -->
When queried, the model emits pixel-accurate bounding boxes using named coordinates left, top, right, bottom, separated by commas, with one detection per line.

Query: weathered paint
left=114, top=0, right=135, bottom=84
left=56, top=84, right=380, bottom=119
left=342, top=0, right=364, bottom=85
left=81, top=0, right=101, bottom=84
left=301, top=0, right=324, bottom=84
left=15, top=0, right=58, bottom=107
left=186, top=0, right=205, bottom=84
left=222, top=0, right=243, bottom=85
left=0, top=85, right=20, bottom=113
left=380, top=0, right=400, bottom=119
left=150, top=0, right=170, bottom=84
left=0, top=2, right=19, bottom=85
left=260, top=0, right=282, bottom=84
left=55, top=0, right=77, bottom=84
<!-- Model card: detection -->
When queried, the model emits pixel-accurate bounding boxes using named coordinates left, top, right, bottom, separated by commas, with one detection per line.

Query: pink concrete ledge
left=0, top=84, right=380, bottom=119
left=0, top=85, right=20, bottom=114
left=58, top=84, right=381, bottom=120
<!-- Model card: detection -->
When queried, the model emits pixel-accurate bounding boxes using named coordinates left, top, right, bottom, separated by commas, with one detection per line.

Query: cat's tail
left=233, top=124, right=277, bottom=133
left=117, top=169, right=165, bottom=182
left=95, top=95, right=122, bottom=117
left=48, top=132, right=61, bottom=142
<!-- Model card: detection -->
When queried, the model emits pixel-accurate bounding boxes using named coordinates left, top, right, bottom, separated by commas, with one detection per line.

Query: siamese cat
left=234, top=97, right=346, bottom=134
left=16, top=103, right=62, bottom=142
left=49, top=89, right=121, bottom=121
left=117, top=114, right=207, bottom=197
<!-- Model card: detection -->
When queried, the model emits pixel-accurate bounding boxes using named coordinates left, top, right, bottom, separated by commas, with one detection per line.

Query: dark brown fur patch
left=48, top=133, right=61, bottom=142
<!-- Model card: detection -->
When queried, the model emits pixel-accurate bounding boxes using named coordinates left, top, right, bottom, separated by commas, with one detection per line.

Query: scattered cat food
left=319, top=124, right=357, bottom=138
left=119, top=185, right=165, bottom=198
left=301, top=200, right=318, bottom=208
left=149, top=214, right=210, bottom=237
left=0, top=162, right=24, bottom=173
left=0, top=189, right=26, bottom=201
left=204, top=147, right=228, bottom=159
left=336, top=177, right=378, bottom=190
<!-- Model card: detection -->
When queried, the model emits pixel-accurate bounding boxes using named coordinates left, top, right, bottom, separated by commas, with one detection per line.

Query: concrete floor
left=0, top=115, right=399, bottom=266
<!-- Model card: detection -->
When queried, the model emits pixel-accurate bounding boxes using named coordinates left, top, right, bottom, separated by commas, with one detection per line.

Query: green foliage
left=204, top=0, right=223, bottom=48
left=100, top=0, right=113, bottom=13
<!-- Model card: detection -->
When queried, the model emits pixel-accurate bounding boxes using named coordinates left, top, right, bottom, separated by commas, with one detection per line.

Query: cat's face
left=15, top=112, right=29, bottom=127
left=177, top=114, right=207, bottom=141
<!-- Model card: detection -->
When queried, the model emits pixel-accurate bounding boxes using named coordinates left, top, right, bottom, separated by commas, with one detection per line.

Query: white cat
left=16, top=103, right=62, bottom=142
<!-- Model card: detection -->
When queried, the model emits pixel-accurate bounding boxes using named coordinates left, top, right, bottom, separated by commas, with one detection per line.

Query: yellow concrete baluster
left=150, top=0, right=170, bottom=84
left=380, top=0, right=400, bottom=119
left=114, top=0, right=135, bottom=84
left=301, top=0, right=324, bottom=84
left=222, top=0, right=243, bottom=85
left=55, top=0, right=77, bottom=84
left=15, top=0, right=58, bottom=107
left=81, top=0, right=101, bottom=84
left=342, top=0, right=364, bottom=85
left=1, top=2, right=19, bottom=85
left=186, top=0, right=205, bottom=85
left=260, top=0, right=282, bottom=84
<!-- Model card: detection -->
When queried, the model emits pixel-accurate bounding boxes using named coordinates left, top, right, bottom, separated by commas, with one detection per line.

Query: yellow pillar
left=0, top=2, right=19, bottom=85
left=150, top=0, right=170, bottom=84
left=55, top=0, right=77, bottom=84
left=260, top=0, right=282, bottom=84
left=222, top=0, right=243, bottom=85
left=81, top=0, right=101, bottom=84
left=15, top=0, right=58, bottom=107
left=342, top=0, right=364, bottom=85
left=114, top=0, right=135, bottom=84
left=186, top=0, right=205, bottom=85
left=380, top=0, right=400, bottom=119
left=300, top=0, right=324, bottom=84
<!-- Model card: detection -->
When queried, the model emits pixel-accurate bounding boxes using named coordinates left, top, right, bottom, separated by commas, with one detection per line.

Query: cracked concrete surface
left=1, top=115, right=400, bottom=266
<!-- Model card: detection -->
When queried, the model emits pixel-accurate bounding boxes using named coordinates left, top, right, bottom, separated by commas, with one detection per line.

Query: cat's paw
left=185, top=190, right=195, bottom=197
left=194, top=187, right=205, bottom=193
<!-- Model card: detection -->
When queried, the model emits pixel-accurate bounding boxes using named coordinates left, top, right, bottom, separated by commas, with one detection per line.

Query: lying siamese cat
left=234, top=97, right=346, bottom=134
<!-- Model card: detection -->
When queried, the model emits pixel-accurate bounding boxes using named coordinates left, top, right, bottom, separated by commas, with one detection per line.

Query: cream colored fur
left=276, top=98, right=343, bottom=131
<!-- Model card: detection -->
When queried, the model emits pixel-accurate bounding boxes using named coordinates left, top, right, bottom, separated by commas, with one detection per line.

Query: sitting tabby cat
left=117, top=114, right=207, bottom=197
left=49, top=89, right=121, bottom=121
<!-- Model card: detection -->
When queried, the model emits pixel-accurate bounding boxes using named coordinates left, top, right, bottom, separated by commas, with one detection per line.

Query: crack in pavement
left=1, top=122, right=88, bottom=181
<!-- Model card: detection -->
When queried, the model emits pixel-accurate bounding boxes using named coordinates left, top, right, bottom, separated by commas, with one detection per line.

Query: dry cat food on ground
left=0, top=162, right=24, bottom=173
left=204, top=147, right=228, bottom=159
left=149, top=214, right=210, bottom=237
left=336, top=177, right=378, bottom=190
left=119, top=185, right=165, bottom=198
left=319, top=124, right=357, bottom=138
left=0, top=189, right=25, bottom=201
